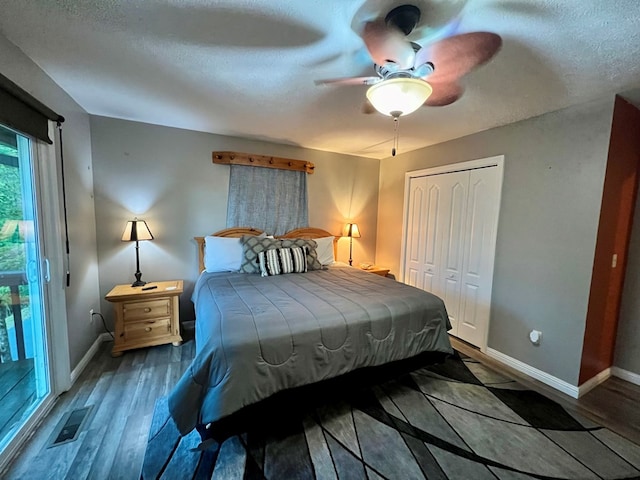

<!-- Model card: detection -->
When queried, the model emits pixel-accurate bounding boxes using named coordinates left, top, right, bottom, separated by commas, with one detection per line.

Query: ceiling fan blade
left=362, top=19, right=415, bottom=69
left=424, top=81, right=464, bottom=107
left=314, top=76, right=380, bottom=87
left=414, top=32, right=502, bottom=84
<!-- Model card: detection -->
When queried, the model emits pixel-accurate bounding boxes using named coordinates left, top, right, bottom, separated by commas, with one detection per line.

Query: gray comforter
left=168, top=265, right=452, bottom=435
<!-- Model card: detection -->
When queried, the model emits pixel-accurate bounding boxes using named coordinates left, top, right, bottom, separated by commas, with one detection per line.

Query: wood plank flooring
left=451, top=338, right=640, bottom=446
left=3, top=331, right=195, bottom=480
left=2, top=333, right=640, bottom=479
left=0, top=358, right=35, bottom=443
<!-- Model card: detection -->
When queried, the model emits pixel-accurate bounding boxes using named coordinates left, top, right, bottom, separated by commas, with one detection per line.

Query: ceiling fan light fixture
left=366, top=78, right=433, bottom=117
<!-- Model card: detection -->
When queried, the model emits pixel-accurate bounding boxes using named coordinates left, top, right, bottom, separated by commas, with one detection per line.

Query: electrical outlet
left=529, top=330, right=542, bottom=345
left=89, top=308, right=94, bottom=323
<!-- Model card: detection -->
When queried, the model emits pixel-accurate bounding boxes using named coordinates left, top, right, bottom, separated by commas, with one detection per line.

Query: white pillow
left=315, top=236, right=335, bottom=266
left=204, top=236, right=243, bottom=272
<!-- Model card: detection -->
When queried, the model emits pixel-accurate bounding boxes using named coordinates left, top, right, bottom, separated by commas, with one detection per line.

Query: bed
left=168, top=227, right=453, bottom=436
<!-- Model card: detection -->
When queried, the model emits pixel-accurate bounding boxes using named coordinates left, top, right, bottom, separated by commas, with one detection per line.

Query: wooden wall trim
left=579, top=96, right=640, bottom=385
left=212, top=151, right=315, bottom=174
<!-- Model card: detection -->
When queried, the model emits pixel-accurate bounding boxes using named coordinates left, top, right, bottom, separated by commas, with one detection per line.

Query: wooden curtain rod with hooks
left=212, top=151, right=315, bottom=174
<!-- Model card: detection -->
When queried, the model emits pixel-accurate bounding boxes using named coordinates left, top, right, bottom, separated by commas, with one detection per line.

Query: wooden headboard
left=196, top=226, right=339, bottom=272
left=278, top=227, right=339, bottom=260
left=196, top=227, right=264, bottom=273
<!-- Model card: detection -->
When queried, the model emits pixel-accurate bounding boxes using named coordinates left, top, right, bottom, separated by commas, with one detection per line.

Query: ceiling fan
left=315, top=5, right=502, bottom=116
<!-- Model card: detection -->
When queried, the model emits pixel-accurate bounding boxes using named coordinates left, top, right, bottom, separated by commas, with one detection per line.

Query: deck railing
left=0, top=270, right=27, bottom=361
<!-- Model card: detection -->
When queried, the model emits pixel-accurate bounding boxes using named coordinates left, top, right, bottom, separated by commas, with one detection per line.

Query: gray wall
left=89, top=116, right=380, bottom=324
left=375, top=98, right=615, bottom=385
left=0, top=34, right=101, bottom=370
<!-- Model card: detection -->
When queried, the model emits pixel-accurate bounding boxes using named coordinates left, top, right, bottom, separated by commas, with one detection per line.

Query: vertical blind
left=0, top=72, right=64, bottom=143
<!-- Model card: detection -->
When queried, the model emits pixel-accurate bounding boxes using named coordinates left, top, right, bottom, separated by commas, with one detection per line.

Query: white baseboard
left=69, top=332, right=113, bottom=385
left=611, top=366, right=640, bottom=386
left=578, top=368, right=611, bottom=397
left=486, top=348, right=580, bottom=399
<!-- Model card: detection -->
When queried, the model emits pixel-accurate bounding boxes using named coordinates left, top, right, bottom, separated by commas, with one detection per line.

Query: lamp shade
left=344, top=223, right=361, bottom=238
left=366, top=78, right=433, bottom=117
left=121, top=219, right=154, bottom=242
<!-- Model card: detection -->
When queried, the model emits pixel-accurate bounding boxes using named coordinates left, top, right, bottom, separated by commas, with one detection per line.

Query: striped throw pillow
left=258, top=247, right=308, bottom=277
left=279, top=238, right=322, bottom=270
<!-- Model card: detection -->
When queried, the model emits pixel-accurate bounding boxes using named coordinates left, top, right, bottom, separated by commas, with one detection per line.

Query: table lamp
left=122, top=218, right=154, bottom=287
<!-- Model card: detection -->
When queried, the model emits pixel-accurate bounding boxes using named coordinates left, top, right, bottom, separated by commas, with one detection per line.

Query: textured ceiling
left=1, top=0, right=639, bottom=159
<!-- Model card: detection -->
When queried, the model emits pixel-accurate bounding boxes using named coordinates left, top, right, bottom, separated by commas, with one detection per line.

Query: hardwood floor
left=2, top=334, right=195, bottom=480
left=3, top=333, right=640, bottom=479
left=451, top=338, right=640, bottom=447
left=0, top=358, right=35, bottom=443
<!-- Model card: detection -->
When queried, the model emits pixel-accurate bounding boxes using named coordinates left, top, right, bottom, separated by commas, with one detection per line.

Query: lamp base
left=131, top=271, right=146, bottom=287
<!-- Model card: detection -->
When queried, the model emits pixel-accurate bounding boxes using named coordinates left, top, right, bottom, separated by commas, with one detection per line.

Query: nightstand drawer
left=124, top=317, right=171, bottom=342
left=122, top=298, right=171, bottom=322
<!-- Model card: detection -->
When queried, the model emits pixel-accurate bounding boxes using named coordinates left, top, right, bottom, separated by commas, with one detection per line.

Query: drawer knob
left=145, top=308, right=151, bottom=313
left=145, top=327, right=152, bottom=332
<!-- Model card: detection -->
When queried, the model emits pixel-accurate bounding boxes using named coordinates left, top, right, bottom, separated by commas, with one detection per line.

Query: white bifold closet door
left=403, top=163, right=501, bottom=349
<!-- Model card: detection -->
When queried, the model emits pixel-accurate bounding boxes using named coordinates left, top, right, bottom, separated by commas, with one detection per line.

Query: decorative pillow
left=280, top=238, right=322, bottom=270
left=258, top=247, right=308, bottom=277
left=204, top=236, right=243, bottom=272
left=314, top=236, right=335, bottom=266
left=239, top=235, right=282, bottom=274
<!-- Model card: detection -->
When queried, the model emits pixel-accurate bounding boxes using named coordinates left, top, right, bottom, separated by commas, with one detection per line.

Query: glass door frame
left=0, top=123, right=70, bottom=471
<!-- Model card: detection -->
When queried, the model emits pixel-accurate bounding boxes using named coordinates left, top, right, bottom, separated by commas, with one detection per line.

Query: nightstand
left=360, top=265, right=390, bottom=277
left=105, top=280, right=183, bottom=357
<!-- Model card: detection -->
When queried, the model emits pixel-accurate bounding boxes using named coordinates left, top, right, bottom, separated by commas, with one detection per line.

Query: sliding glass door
left=0, top=123, right=51, bottom=453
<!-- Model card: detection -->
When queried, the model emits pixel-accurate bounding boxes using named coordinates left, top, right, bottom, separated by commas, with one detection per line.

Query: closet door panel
left=402, top=158, right=502, bottom=350
left=458, top=167, right=500, bottom=347
left=404, top=177, right=427, bottom=289
left=422, top=182, right=442, bottom=295
left=443, top=179, right=468, bottom=274
left=437, top=171, right=469, bottom=333
left=461, top=283, right=481, bottom=335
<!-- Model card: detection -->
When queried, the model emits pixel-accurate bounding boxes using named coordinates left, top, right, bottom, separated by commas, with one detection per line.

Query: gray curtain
left=226, top=165, right=309, bottom=235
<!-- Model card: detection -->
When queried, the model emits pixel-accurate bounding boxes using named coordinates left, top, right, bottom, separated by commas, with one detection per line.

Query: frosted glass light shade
left=366, top=78, right=433, bottom=117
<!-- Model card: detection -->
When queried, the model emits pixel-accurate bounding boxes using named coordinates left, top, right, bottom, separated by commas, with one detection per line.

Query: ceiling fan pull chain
left=392, top=116, right=399, bottom=156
